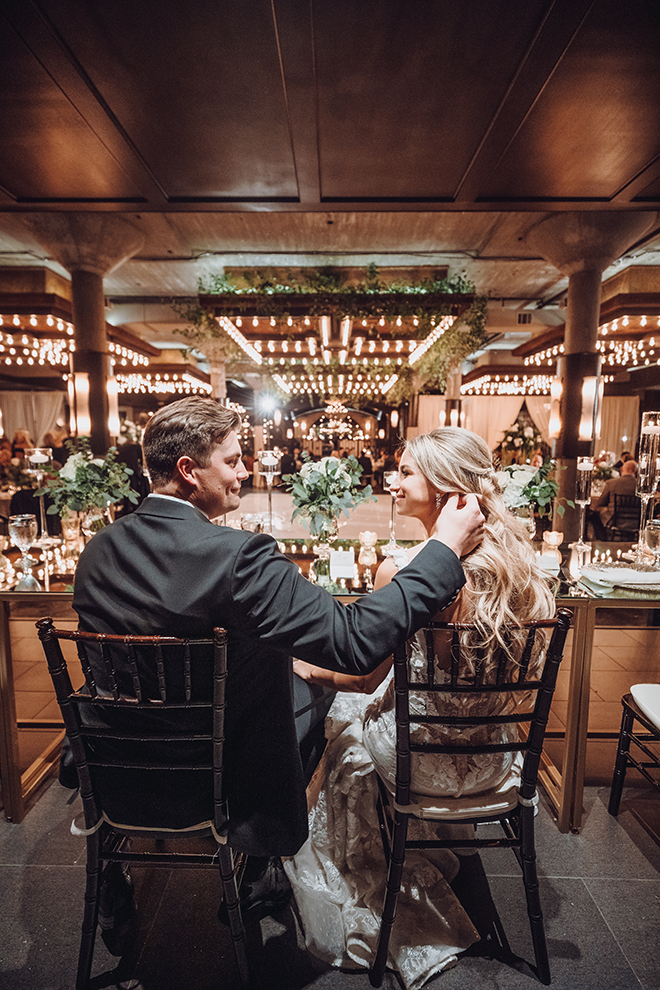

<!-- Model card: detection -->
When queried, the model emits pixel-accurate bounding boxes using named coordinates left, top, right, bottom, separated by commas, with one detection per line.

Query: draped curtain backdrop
left=597, top=395, right=640, bottom=460
left=525, top=396, right=552, bottom=445
left=462, top=396, right=525, bottom=450
left=0, top=392, right=65, bottom=448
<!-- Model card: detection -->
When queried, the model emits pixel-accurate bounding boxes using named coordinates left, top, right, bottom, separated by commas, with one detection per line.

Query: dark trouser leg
left=293, top=673, right=336, bottom=785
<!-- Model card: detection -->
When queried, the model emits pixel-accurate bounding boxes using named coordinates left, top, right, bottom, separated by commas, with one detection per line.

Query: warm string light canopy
left=0, top=313, right=150, bottom=370
left=114, top=372, right=212, bottom=395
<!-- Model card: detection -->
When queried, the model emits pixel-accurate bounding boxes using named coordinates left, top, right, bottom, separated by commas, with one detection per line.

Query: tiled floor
left=1, top=779, right=660, bottom=989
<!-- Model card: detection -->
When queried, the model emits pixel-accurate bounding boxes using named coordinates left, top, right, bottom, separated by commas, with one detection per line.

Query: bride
left=286, top=428, right=555, bottom=989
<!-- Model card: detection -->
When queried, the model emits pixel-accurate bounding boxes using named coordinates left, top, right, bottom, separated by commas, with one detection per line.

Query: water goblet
left=9, top=513, right=41, bottom=591
left=382, top=469, right=399, bottom=556
left=24, top=447, right=59, bottom=549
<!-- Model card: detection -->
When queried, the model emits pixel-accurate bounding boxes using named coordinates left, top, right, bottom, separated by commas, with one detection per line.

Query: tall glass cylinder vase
left=575, top=456, right=594, bottom=548
left=24, top=447, right=59, bottom=549
left=310, top=514, right=339, bottom=590
left=636, top=411, right=660, bottom=561
left=258, top=450, right=280, bottom=534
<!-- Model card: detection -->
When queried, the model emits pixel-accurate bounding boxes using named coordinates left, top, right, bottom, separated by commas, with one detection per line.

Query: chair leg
left=76, top=832, right=102, bottom=990
left=370, top=810, right=409, bottom=988
left=519, top=805, right=550, bottom=985
left=218, top=844, right=251, bottom=989
left=609, top=703, right=635, bottom=817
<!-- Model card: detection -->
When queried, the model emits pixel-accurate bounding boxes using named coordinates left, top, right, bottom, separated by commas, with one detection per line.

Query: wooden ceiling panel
left=481, top=0, right=660, bottom=202
left=0, top=15, right=143, bottom=201
left=34, top=0, right=298, bottom=201
left=313, top=0, right=550, bottom=201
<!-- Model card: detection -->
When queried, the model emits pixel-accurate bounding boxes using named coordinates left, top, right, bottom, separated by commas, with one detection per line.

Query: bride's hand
left=432, top=492, right=485, bottom=558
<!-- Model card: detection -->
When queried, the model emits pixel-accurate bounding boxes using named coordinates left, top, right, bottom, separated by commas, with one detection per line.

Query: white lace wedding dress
left=285, top=553, right=544, bottom=989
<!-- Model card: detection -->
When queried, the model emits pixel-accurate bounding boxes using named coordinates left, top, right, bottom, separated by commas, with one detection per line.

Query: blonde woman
left=288, top=428, right=555, bottom=989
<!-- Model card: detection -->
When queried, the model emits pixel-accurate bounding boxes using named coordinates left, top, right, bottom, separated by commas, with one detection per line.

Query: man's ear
left=175, top=456, right=199, bottom=487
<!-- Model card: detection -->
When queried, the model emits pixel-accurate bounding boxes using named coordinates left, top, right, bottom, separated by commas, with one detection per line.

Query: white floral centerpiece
left=500, top=422, right=542, bottom=462
left=37, top=437, right=138, bottom=518
left=283, top=453, right=376, bottom=540
left=495, top=460, right=570, bottom=518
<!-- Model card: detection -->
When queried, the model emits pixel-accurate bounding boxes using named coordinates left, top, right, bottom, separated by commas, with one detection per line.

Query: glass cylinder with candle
left=258, top=449, right=280, bottom=534
left=636, top=411, right=660, bottom=561
left=575, top=456, right=593, bottom=549
left=24, top=447, right=59, bottom=549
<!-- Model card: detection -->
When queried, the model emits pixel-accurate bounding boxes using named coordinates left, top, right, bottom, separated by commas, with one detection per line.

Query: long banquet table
left=0, top=540, right=657, bottom=832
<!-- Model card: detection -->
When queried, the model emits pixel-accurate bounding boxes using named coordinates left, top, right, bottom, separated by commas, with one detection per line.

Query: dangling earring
left=435, top=493, right=443, bottom=507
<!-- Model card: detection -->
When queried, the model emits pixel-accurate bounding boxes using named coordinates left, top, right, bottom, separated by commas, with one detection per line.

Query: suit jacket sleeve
left=229, top=535, right=465, bottom=675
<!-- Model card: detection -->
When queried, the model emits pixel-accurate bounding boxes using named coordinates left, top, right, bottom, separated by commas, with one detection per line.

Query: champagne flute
left=636, top=412, right=660, bottom=561
left=24, top=447, right=59, bottom=549
left=382, top=469, right=399, bottom=555
left=9, top=513, right=41, bottom=591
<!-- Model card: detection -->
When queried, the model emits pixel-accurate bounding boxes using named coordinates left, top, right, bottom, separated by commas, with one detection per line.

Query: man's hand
left=431, top=493, right=485, bottom=558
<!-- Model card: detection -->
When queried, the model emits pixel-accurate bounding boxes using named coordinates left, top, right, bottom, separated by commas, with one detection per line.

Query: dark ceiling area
left=0, top=0, right=659, bottom=346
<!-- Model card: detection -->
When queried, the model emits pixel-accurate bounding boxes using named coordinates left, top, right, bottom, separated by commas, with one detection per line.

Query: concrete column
left=526, top=212, right=657, bottom=541
left=19, top=213, right=144, bottom=453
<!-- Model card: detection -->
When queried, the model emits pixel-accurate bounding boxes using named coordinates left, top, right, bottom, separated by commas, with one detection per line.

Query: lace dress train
left=284, top=685, right=480, bottom=990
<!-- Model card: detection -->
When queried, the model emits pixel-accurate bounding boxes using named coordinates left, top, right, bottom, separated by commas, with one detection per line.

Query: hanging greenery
left=170, top=265, right=488, bottom=406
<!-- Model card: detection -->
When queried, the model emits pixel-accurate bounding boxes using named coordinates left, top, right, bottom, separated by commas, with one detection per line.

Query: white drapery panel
left=405, top=395, right=446, bottom=438
left=597, top=395, right=640, bottom=459
left=525, top=396, right=552, bottom=445
left=0, top=392, right=65, bottom=448
left=462, top=396, right=525, bottom=450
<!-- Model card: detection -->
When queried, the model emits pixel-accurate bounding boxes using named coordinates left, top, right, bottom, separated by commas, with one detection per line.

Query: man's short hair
left=142, top=397, right=241, bottom=486
left=621, top=459, right=638, bottom=476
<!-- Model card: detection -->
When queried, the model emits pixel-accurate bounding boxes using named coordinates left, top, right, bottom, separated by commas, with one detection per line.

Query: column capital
left=525, top=211, right=657, bottom=276
left=18, top=212, right=144, bottom=277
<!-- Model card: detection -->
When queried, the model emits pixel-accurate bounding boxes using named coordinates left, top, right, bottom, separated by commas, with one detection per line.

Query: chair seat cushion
left=631, top=684, right=660, bottom=732
left=389, top=753, right=537, bottom=820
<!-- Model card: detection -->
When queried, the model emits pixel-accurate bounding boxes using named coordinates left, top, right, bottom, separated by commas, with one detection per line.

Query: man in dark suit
left=72, top=398, right=483, bottom=908
left=596, top=458, right=638, bottom=528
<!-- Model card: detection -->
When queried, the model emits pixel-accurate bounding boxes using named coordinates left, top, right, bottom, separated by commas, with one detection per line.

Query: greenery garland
left=171, top=265, right=488, bottom=406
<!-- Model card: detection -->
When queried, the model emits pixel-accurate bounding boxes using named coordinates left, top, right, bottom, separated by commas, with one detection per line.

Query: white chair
left=609, top=683, right=660, bottom=816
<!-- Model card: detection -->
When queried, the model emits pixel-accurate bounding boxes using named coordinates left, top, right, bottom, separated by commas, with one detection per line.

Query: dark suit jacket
left=596, top=474, right=638, bottom=525
left=73, top=495, right=465, bottom=856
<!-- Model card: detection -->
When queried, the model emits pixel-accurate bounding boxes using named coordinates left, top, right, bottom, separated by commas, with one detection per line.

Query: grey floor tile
left=585, top=877, right=660, bottom=990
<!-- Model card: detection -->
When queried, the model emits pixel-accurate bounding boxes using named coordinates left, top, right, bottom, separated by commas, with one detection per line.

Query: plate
left=580, top=565, right=660, bottom=589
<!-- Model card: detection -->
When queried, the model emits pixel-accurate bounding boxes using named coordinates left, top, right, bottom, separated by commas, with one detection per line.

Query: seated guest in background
left=279, top=447, right=296, bottom=478
left=11, top=428, right=33, bottom=459
left=42, top=428, right=70, bottom=467
left=115, top=439, right=150, bottom=515
left=597, top=458, right=638, bottom=528
left=613, top=450, right=632, bottom=472
left=72, top=396, right=483, bottom=929
left=287, top=428, right=555, bottom=987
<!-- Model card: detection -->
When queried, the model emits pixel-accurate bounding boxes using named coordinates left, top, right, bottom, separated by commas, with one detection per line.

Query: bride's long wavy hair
left=404, top=427, right=555, bottom=652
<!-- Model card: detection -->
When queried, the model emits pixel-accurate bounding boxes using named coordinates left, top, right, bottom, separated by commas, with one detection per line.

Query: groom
left=72, top=398, right=484, bottom=903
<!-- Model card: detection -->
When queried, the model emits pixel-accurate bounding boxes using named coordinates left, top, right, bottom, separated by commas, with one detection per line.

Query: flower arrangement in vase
left=499, top=422, right=542, bottom=465
left=495, top=460, right=573, bottom=537
left=283, top=453, right=376, bottom=542
left=36, top=437, right=138, bottom=536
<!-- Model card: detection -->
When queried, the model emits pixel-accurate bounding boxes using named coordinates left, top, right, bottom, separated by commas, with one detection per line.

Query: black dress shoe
left=218, top=856, right=292, bottom=924
left=99, top=861, right=137, bottom=955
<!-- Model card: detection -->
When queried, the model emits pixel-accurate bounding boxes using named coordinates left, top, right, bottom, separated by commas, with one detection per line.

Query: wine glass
left=9, top=513, right=41, bottom=591
left=382, top=469, right=399, bottom=556
left=636, top=411, right=660, bottom=562
left=24, top=447, right=59, bottom=549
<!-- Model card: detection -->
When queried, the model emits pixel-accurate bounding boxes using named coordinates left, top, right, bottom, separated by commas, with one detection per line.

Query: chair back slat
left=100, top=640, right=121, bottom=700
left=125, top=642, right=143, bottom=701
left=76, top=640, right=99, bottom=698
left=155, top=643, right=167, bottom=701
